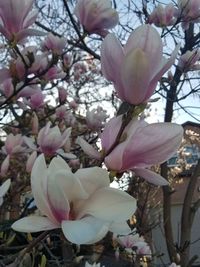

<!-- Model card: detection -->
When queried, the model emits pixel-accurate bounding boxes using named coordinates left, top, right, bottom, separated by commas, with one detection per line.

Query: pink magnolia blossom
left=115, top=233, right=151, bottom=256
left=86, top=106, right=108, bottom=131
left=101, top=116, right=183, bottom=185
left=0, top=79, right=14, bottom=98
left=73, top=62, right=88, bottom=80
left=74, top=0, right=119, bottom=36
left=148, top=4, right=177, bottom=27
left=42, top=33, right=67, bottom=55
left=101, top=24, right=179, bottom=105
left=58, top=87, right=68, bottom=104
left=62, top=54, right=73, bottom=71
left=12, top=154, right=136, bottom=244
left=24, top=90, right=45, bottom=110
left=56, top=106, right=67, bottom=120
left=26, top=151, right=37, bottom=172
left=0, top=0, right=43, bottom=42
left=178, top=49, right=200, bottom=72
left=31, top=112, right=39, bottom=135
left=2, top=133, right=26, bottom=155
left=0, top=179, right=11, bottom=206
left=177, top=0, right=200, bottom=29
left=37, top=123, right=71, bottom=156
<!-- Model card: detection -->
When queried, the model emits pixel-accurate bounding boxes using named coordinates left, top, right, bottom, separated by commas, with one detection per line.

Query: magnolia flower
left=58, top=87, right=68, bottom=104
left=77, top=116, right=183, bottom=185
left=37, top=123, right=71, bottom=156
left=86, top=106, right=108, bottom=131
left=177, top=0, right=200, bottom=29
left=2, top=134, right=25, bottom=155
left=178, top=49, right=200, bottom=72
left=115, top=233, right=151, bottom=256
left=12, top=154, right=136, bottom=244
left=148, top=4, right=177, bottom=27
left=101, top=24, right=179, bottom=105
left=0, top=0, right=43, bottom=42
left=0, top=179, right=11, bottom=206
left=101, top=116, right=183, bottom=185
left=42, top=33, right=67, bottom=55
left=74, top=0, right=119, bottom=36
left=26, top=151, right=37, bottom=172
left=25, top=90, right=45, bottom=110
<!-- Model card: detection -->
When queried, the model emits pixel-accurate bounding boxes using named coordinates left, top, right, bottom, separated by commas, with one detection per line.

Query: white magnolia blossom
left=12, top=154, right=136, bottom=245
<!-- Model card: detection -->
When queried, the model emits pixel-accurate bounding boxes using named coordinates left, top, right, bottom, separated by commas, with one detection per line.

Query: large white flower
left=12, top=154, right=136, bottom=245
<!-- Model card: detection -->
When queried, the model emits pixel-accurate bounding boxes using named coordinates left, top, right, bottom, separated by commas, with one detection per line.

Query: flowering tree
left=0, top=0, right=200, bottom=266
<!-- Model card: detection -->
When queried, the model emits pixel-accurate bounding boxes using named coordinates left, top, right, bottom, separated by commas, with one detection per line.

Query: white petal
left=134, top=168, right=168, bottom=186
left=31, top=154, right=57, bottom=223
left=61, top=216, right=109, bottom=245
left=48, top=154, right=71, bottom=172
left=77, top=188, right=136, bottom=223
left=109, top=221, right=132, bottom=235
left=12, top=216, right=59, bottom=232
left=75, top=167, right=110, bottom=195
left=48, top=169, right=88, bottom=204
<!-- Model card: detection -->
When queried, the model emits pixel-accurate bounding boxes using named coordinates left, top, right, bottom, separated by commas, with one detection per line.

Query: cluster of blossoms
left=148, top=0, right=200, bottom=30
left=0, top=0, right=199, bottom=266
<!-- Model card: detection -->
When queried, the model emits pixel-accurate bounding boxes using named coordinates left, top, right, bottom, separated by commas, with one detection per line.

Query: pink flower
left=0, top=0, right=43, bottom=42
left=37, top=123, right=71, bottom=156
left=2, top=133, right=25, bottom=155
left=101, top=25, right=179, bottom=105
left=86, top=106, right=108, bottom=131
left=178, top=49, right=200, bottom=72
left=74, top=0, right=119, bottom=36
left=12, top=154, right=136, bottom=244
left=0, top=78, right=14, bottom=98
left=148, top=4, right=177, bottom=27
left=24, top=90, right=45, bottom=110
left=42, top=33, right=67, bottom=55
left=177, top=0, right=200, bottom=29
left=26, top=151, right=37, bottom=172
left=58, top=87, right=68, bottom=104
left=116, top=233, right=151, bottom=256
left=101, top=116, right=183, bottom=185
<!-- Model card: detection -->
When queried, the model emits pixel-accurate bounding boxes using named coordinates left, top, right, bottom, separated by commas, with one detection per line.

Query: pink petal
left=134, top=168, right=168, bottom=186
left=124, top=25, right=163, bottom=76
left=101, top=33, right=124, bottom=82
left=105, top=121, right=183, bottom=171
left=147, top=44, right=180, bottom=100
left=12, top=216, right=58, bottom=232
left=120, top=48, right=151, bottom=104
left=101, top=115, right=123, bottom=152
left=76, top=137, right=101, bottom=159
